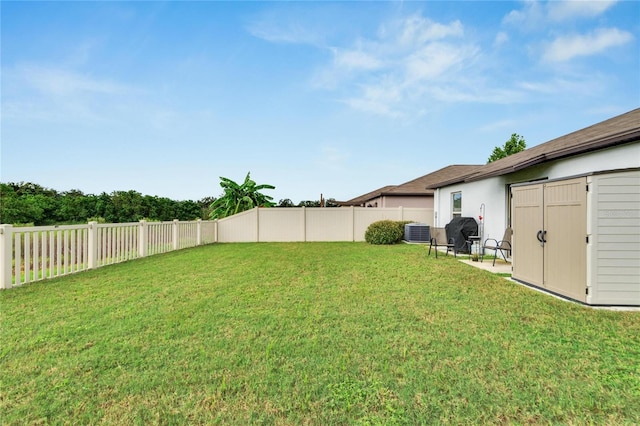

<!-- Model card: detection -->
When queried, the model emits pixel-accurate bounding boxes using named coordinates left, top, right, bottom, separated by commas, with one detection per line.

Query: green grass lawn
left=2, top=242, right=639, bottom=425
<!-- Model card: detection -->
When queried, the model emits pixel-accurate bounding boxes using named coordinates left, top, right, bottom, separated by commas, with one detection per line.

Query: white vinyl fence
left=215, top=206, right=433, bottom=242
left=0, top=220, right=216, bottom=289
left=1, top=206, right=433, bottom=289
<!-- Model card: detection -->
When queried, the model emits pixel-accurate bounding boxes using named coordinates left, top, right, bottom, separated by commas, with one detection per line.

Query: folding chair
left=428, top=227, right=456, bottom=258
left=481, top=227, right=512, bottom=266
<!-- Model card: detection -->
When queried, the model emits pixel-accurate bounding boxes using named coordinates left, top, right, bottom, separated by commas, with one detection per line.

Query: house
left=429, top=108, right=640, bottom=306
left=340, top=165, right=481, bottom=208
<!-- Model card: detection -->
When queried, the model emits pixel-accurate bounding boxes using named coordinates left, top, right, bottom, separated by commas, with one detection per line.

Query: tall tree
left=277, top=198, right=295, bottom=207
left=198, top=197, right=216, bottom=220
left=59, top=189, right=92, bottom=223
left=487, top=133, right=527, bottom=163
left=209, top=172, right=275, bottom=219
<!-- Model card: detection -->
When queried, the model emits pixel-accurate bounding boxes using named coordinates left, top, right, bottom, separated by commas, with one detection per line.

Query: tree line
left=0, top=181, right=337, bottom=226
left=0, top=182, right=212, bottom=225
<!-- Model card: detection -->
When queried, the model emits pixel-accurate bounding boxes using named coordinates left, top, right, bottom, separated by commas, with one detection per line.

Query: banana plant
left=209, top=172, right=276, bottom=219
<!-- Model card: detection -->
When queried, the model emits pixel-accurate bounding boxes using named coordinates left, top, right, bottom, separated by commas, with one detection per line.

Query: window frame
left=452, top=191, right=462, bottom=218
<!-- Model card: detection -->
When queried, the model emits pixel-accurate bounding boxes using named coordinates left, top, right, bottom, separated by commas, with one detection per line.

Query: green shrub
left=365, top=220, right=404, bottom=245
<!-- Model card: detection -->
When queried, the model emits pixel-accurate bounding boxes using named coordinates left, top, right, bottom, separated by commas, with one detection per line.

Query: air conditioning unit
left=404, top=223, right=430, bottom=243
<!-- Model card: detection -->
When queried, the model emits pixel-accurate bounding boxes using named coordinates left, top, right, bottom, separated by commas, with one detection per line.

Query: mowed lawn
left=1, top=242, right=639, bottom=425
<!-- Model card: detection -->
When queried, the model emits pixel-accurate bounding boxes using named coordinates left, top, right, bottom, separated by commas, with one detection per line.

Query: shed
left=511, top=169, right=640, bottom=306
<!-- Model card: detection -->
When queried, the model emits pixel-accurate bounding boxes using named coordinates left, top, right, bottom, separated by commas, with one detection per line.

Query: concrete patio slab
left=459, top=258, right=512, bottom=275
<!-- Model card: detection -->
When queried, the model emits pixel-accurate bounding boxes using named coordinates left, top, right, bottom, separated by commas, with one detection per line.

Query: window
left=452, top=192, right=462, bottom=218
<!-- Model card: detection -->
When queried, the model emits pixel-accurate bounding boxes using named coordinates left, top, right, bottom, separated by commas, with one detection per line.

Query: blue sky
left=2, top=1, right=638, bottom=203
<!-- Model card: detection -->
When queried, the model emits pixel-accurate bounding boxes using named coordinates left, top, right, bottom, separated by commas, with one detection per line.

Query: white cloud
left=253, top=6, right=633, bottom=119
left=18, top=65, right=131, bottom=96
left=392, top=14, right=464, bottom=46
left=502, top=1, right=545, bottom=28
left=2, top=64, right=133, bottom=124
left=245, top=7, right=328, bottom=46
left=503, top=0, right=618, bottom=28
left=405, top=42, right=478, bottom=82
left=494, top=31, right=509, bottom=47
left=249, top=10, right=484, bottom=118
left=547, top=0, right=618, bottom=21
left=517, top=74, right=609, bottom=96
left=320, top=14, right=478, bottom=117
left=542, top=27, right=634, bottom=62
left=333, top=48, right=383, bottom=71
left=342, top=79, right=403, bottom=118
left=427, top=84, right=524, bottom=104
left=247, top=22, right=321, bottom=45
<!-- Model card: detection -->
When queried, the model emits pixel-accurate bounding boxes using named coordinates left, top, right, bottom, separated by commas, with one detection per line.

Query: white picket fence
left=0, top=220, right=217, bottom=289
left=0, top=206, right=433, bottom=289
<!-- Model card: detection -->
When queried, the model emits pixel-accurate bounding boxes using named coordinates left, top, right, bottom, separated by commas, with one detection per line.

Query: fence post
left=139, top=220, right=148, bottom=257
left=173, top=219, right=179, bottom=250
left=87, top=221, right=98, bottom=269
left=302, top=206, right=306, bottom=242
left=351, top=206, right=355, bottom=242
left=0, top=225, right=13, bottom=289
left=196, top=219, right=202, bottom=245
left=255, top=208, right=260, bottom=243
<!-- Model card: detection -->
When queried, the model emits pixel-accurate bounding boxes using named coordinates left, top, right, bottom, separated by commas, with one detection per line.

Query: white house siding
left=434, top=178, right=512, bottom=244
left=434, top=142, right=640, bottom=248
left=587, top=170, right=640, bottom=305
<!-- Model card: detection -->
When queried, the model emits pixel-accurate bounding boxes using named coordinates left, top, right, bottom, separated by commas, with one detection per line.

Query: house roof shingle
left=339, top=185, right=398, bottom=206
left=427, top=108, right=640, bottom=189
left=340, top=164, right=482, bottom=206
left=386, top=164, right=482, bottom=195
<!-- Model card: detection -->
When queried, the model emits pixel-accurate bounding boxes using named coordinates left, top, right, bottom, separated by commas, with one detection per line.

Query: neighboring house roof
left=340, top=165, right=482, bottom=206
left=339, top=185, right=398, bottom=206
left=427, top=108, right=640, bottom=189
left=385, top=165, right=482, bottom=195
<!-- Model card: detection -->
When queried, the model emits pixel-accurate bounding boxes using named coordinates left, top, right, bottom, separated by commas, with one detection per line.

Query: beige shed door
left=544, top=178, right=587, bottom=302
left=511, top=177, right=587, bottom=302
left=512, top=184, right=544, bottom=287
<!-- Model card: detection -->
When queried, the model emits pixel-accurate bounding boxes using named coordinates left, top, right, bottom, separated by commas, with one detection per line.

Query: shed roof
left=428, top=108, right=640, bottom=188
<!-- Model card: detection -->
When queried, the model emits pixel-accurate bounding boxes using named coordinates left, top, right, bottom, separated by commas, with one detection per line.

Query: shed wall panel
left=588, top=170, right=640, bottom=305
left=599, top=272, right=640, bottom=282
